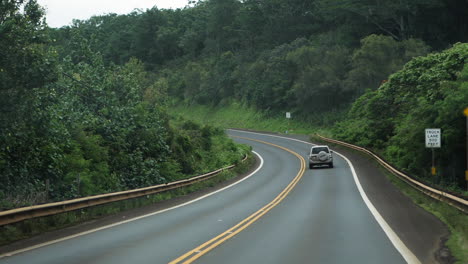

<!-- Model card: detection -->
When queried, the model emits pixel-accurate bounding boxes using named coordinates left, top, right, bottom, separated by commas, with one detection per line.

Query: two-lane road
left=1, top=130, right=417, bottom=263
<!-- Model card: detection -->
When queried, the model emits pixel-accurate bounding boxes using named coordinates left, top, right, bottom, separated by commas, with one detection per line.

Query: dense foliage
left=50, top=2, right=466, bottom=88
left=46, top=0, right=468, bottom=190
left=334, top=44, right=468, bottom=190
left=2, top=0, right=468, bottom=207
left=48, top=0, right=466, bottom=122
left=0, top=0, right=248, bottom=209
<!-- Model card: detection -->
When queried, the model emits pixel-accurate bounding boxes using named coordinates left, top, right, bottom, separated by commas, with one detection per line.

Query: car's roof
left=311, top=145, right=329, bottom=148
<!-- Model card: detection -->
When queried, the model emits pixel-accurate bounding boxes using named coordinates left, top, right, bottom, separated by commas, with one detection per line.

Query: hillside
left=0, top=1, right=249, bottom=209
left=48, top=0, right=468, bottom=191
left=335, top=43, right=468, bottom=193
left=2, top=0, right=467, bottom=204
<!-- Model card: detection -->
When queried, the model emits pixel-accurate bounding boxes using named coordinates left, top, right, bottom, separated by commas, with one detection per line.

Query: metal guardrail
left=316, top=135, right=468, bottom=213
left=0, top=155, right=248, bottom=226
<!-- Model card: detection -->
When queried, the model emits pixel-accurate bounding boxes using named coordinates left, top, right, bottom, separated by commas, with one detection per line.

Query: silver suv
left=308, top=145, right=333, bottom=169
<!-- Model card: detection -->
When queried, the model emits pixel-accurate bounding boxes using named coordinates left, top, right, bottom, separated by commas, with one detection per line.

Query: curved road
left=0, top=130, right=424, bottom=263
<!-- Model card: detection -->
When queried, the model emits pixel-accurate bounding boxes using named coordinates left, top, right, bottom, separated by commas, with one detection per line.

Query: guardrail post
left=431, top=148, right=436, bottom=177
left=465, top=107, right=468, bottom=191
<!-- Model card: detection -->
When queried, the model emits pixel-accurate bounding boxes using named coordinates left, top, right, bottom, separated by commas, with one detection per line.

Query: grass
left=169, top=101, right=318, bottom=135
left=385, top=168, right=468, bottom=264
left=0, top=152, right=255, bottom=247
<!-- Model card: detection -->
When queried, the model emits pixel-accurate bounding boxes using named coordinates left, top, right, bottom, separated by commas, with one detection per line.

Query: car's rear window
left=311, top=147, right=329, bottom=154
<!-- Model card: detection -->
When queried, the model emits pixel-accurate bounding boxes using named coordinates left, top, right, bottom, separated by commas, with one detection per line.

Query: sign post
left=285, top=112, right=291, bottom=134
left=425, top=128, right=441, bottom=176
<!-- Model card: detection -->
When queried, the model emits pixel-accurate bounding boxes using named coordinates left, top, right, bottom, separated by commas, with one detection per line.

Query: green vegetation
left=386, top=169, right=468, bottom=264
left=2, top=0, right=464, bottom=201
left=334, top=43, right=468, bottom=195
left=40, top=0, right=468, bottom=192
left=48, top=0, right=467, bottom=116
left=0, top=1, right=249, bottom=210
left=170, top=102, right=317, bottom=134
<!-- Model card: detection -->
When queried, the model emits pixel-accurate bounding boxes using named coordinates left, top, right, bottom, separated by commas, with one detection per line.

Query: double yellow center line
left=169, top=136, right=306, bottom=264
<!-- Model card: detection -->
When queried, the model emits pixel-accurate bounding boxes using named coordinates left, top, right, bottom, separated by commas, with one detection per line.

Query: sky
left=37, top=0, right=189, bottom=28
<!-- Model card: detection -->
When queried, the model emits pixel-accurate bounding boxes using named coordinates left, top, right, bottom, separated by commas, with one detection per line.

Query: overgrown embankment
left=334, top=43, right=468, bottom=196
left=0, top=1, right=250, bottom=211
left=170, top=101, right=316, bottom=135
left=174, top=43, right=468, bottom=196
left=171, top=44, right=468, bottom=263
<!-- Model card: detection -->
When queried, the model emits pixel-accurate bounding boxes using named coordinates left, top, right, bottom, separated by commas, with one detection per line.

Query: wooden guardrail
left=316, top=135, right=468, bottom=213
left=0, top=155, right=249, bottom=226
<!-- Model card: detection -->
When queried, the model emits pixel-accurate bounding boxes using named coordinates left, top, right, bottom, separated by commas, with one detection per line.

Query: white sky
left=37, top=0, right=190, bottom=28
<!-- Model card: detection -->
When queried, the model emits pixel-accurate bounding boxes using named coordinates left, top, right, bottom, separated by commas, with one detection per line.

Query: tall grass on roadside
left=385, top=168, right=467, bottom=264
left=170, top=101, right=318, bottom=134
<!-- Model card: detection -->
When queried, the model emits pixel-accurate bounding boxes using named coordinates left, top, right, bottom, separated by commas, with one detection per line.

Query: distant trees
left=346, top=35, right=430, bottom=96
left=49, top=0, right=468, bottom=118
left=160, top=34, right=428, bottom=121
left=51, top=0, right=468, bottom=65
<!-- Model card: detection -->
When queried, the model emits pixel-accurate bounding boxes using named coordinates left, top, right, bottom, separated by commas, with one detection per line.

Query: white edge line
left=337, top=152, right=421, bottom=264
left=229, top=129, right=420, bottom=264
left=0, top=151, right=264, bottom=259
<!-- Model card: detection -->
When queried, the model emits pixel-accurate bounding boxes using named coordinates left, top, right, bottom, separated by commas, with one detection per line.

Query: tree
left=0, top=0, right=56, bottom=119
left=287, top=44, right=351, bottom=113
left=204, top=0, right=241, bottom=53
left=345, top=34, right=429, bottom=96
left=0, top=0, right=59, bottom=203
left=335, top=43, right=468, bottom=189
left=320, top=0, right=442, bottom=40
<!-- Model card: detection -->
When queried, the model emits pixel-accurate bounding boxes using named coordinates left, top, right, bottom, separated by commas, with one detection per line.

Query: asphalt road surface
left=0, top=130, right=446, bottom=264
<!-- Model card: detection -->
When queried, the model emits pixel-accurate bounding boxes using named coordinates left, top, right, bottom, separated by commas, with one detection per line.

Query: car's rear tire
left=329, top=162, right=334, bottom=168
left=309, top=163, right=313, bottom=169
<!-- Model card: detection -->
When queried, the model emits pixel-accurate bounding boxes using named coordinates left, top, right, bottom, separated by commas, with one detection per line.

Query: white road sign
left=425, top=128, right=441, bottom=148
left=286, top=112, right=291, bottom=119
